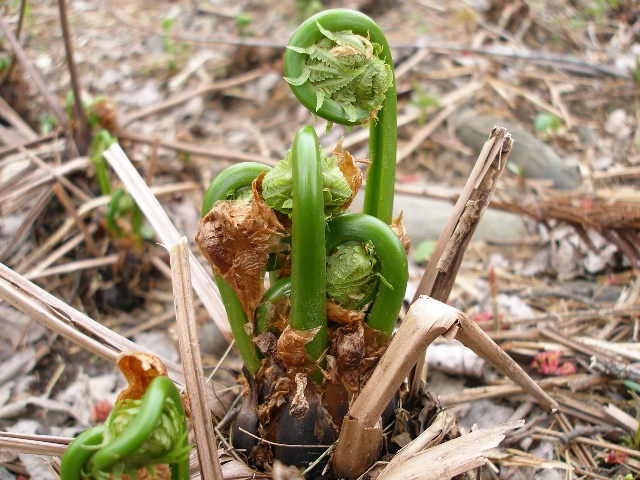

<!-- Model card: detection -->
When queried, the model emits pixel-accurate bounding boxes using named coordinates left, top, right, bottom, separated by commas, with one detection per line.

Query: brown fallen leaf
left=276, top=325, right=320, bottom=368
left=116, top=352, right=167, bottom=402
left=327, top=300, right=366, bottom=325
left=196, top=174, right=286, bottom=317
left=391, top=212, right=410, bottom=253
left=334, top=146, right=363, bottom=210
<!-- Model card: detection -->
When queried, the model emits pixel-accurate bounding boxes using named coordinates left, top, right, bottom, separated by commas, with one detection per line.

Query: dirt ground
left=0, top=0, right=639, bottom=479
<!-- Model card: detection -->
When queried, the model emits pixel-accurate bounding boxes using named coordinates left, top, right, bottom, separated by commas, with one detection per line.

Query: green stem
left=202, top=162, right=270, bottom=375
left=216, top=274, right=261, bottom=374
left=284, top=9, right=397, bottom=223
left=290, top=126, right=327, bottom=360
left=60, top=425, right=105, bottom=480
left=89, top=376, right=188, bottom=478
left=202, top=162, right=270, bottom=215
left=325, top=213, right=407, bottom=336
left=106, top=188, right=126, bottom=236
left=90, top=130, right=115, bottom=196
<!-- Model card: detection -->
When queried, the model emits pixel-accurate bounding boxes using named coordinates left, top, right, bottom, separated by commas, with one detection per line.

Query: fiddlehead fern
left=61, top=364, right=189, bottom=480
left=289, top=125, right=327, bottom=361
left=326, top=213, right=407, bottom=336
left=284, top=9, right=397, bottom=223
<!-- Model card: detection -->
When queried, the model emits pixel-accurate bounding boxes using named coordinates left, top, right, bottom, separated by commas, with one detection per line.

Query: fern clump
left=285, top=22, right=393, bottom=122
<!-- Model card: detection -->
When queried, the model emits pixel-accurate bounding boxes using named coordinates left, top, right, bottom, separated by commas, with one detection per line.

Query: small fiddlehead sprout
left=326, top=213, right=408, bottom=336
left=60, top=357, right=190, bottom=480
left=284, top=9, right=397, bottom=223
left=326, top=241, right=378, bottom=310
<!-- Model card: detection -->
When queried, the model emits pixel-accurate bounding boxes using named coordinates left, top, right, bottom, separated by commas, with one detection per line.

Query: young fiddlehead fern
left=325, top=213, right=407, bottom=336
left=284, top=9, right=397, bottom=223
left=254, top=213, right=407, bottom=337
left=289, top=125, right=327, bottom=361
left=60, top=375, right=190, bottom=480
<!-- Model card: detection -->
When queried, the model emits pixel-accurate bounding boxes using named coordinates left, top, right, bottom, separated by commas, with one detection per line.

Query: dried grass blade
left=169, top=238, right=223, bottom=480
left=0, top=263, right=184, bottom=384
left=0, top=434, right=68, bottom=457
left=378, top=422, right=524, bottom=480
left=103, top=143, right=231, bottom=339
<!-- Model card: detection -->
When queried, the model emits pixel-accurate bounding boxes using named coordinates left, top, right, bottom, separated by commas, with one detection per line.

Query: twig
left=0, top=262, right=184, bottom=384
left=0, top=17, right=67, bottom=128
left=0, top=131, right=61, bottom=158
left=52, top=183, right=99, bottom=256
left=116, top=130, right=277, bottom=166
left=57, top=0, right=90, bottom=154
left=0, top=0, right=29, bottom=86
left=107, top=7, right=628, bottom=78
left=169, top=238, right=223, bottom=480
left=409, top=126, right=512, bottom=398
left=0, top=434, right=68, bottom=457
left=333, top=297, right=556, bottom=479
left=378, top=422, right=523, bottom=480
left=0, top=96, right=37, bottom=141
left=103, top=143, right=231, bottom=338
left=121, top=68, right=266, bottom=126
left=0, top=187, right=51, bottom=262
left=237, top=428, right=332, bottom=448
left=25, top=254, right=119, bottom=280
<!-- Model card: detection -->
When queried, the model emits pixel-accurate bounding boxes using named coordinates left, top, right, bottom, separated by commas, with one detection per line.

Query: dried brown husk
left=276, top=325, right=320, bottom=369
left=391, top=212, right=410, bottom=253
left=327, top=300, right=366, bottom=324
left=328, top=322, right=389, bottom=395
left=334, top=146, right=363, bottom=210
left=116, top=352, right=167, bottom=402
left=196, top=175, right=286, bottom=317
left=288, top=373, right=309, bottom=418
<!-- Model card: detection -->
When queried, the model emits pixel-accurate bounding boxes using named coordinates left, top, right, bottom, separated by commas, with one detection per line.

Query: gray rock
left=394, top=193, right=528, bottom=243
left=455, top=112, right=580, bottom=189
left=352, top=190, right=528, bottom=243
left=458, top=399, right=515, bottom=430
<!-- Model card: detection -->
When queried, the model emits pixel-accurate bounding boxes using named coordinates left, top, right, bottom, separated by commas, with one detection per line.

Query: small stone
left=605, top=109, right=631, bottom=139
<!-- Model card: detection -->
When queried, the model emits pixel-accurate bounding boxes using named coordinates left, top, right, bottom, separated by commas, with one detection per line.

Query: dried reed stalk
left=103, top=144, right=231, bottom=339
left=409, top=126, right=512, bottom=398
left=0, top=262, right=184, bottom=384
left=0, top=434, right=68, bottom=457
left=169, top=238, right=223, bottom=480
left=333, top=296, right=558, bottom=479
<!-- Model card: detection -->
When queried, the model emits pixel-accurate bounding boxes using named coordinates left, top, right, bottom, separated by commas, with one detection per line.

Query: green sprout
left=296, top=0, right=323, bottom=21
left=39, top=113, right=57, bottom=135
left=107, top=188, right=152, bottom=243
left=161, top=16, right=188, bottom=72
left=234, top=13, right=253, bottom=37
left=410, top=84, right=440, bottom=125
left=89, top=129, right=116, bottom=196
left=534, top=112, right=562, bottom=140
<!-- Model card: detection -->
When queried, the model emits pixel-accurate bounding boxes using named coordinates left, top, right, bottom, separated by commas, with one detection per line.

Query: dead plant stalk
left=169, top=238, right=223, bottom=480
